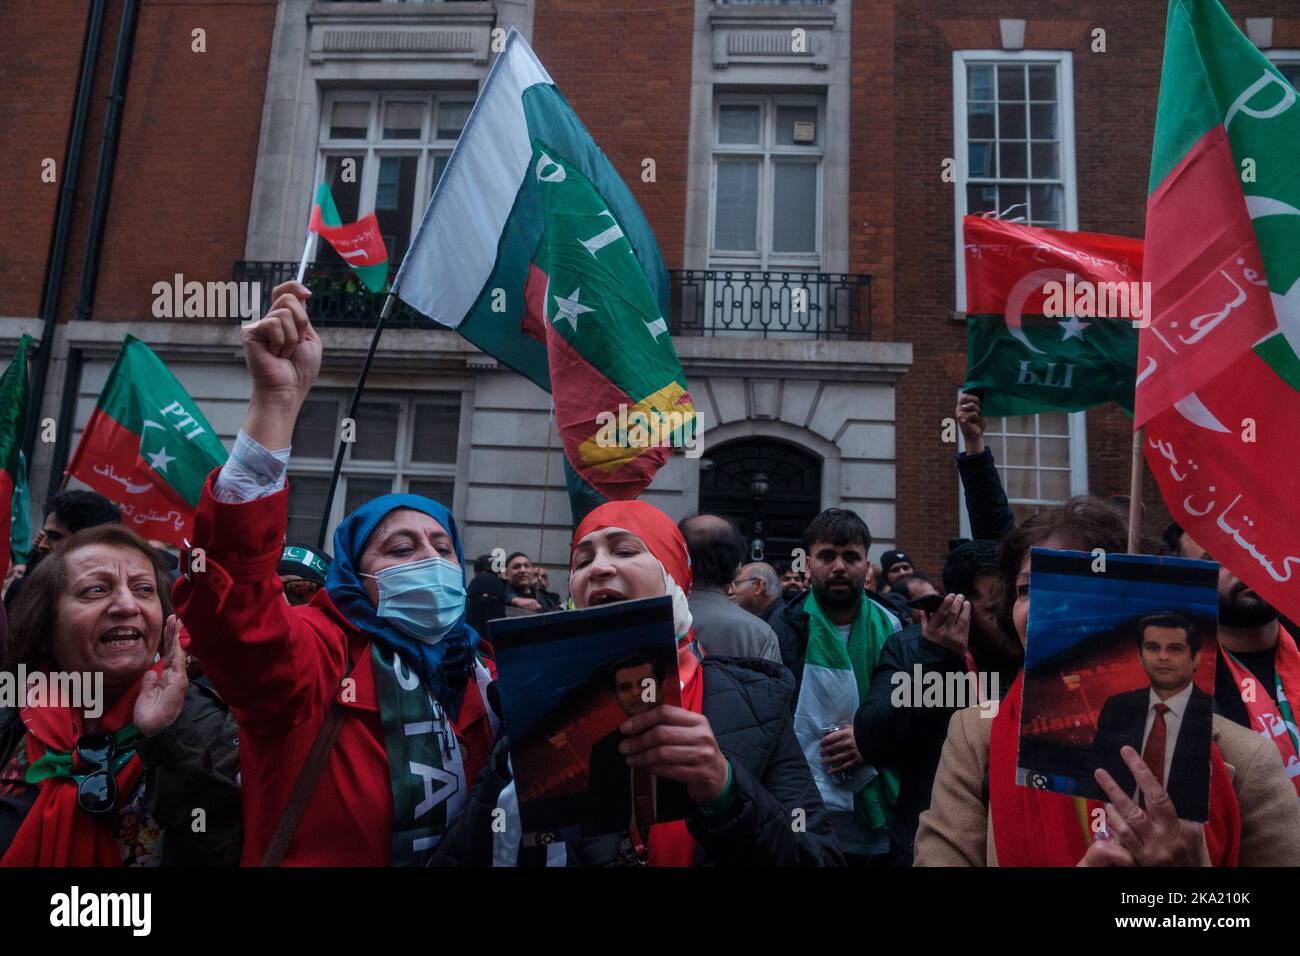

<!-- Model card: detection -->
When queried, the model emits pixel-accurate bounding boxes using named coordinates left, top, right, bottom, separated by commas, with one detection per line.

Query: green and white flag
left=393, top=30, right=692, bottom=522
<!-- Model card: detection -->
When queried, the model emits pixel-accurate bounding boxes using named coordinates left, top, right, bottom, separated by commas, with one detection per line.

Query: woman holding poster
left=914, top=497, right=1300, bottom=867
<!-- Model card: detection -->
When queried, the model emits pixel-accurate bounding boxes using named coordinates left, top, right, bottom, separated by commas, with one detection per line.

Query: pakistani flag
left=1139, top=0, right=1300, bottom=623
left=0, top=336, right=30, bottom=583
left=395, top=30, right=693, bottom=521
left=963, top=216, right=1143, bottom=417
left=66, top=336, right=228, bottom=546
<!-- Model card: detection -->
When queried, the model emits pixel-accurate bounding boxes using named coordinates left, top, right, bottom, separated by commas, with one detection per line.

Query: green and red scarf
left=1221, top=627, right=1300, bottom=796
left=990, top=673, right=1241, bottom=866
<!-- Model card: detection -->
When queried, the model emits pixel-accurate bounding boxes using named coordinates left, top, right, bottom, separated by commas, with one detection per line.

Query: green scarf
left=370, top=644, right=468, bottom=866
left=801, top=590, right=900, bottom=834
left=25, top=724, right=142, bottom=785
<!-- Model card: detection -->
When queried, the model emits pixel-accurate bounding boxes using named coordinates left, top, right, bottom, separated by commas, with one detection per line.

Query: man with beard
left=1170, top=522, right=1300, bottom=792
left=4, top=490, right=122, bottom=608
left=775, top=561, right=807, bottom=601
left=780, top=508, right=906, bottom=863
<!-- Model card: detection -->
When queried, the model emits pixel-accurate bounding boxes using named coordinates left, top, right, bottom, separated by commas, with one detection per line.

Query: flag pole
left=316, top=290, right=396, bottom=550
left=295, top=231, right=318, bottom=285
left=1126, top=425, right=1145, bottom=553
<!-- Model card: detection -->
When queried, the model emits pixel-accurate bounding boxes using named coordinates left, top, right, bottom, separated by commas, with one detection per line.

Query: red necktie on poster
left=1143, top=703, right=1170, bottom=786
left=632, top=768, right=655, bottom=838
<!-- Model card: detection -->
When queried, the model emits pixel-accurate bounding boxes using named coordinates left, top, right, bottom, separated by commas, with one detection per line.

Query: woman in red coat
left=174, top=281, right=496, bottom=866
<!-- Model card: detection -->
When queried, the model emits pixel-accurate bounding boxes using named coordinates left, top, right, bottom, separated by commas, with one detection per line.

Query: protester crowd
left=1, top=282, right=1298, bottom=867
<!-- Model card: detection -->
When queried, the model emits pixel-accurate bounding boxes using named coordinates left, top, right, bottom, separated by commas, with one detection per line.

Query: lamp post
left=749, top=471, right=770, bottom=562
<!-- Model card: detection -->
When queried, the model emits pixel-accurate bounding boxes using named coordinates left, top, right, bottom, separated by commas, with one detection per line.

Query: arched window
left=698, top=437, right=822, bottom=564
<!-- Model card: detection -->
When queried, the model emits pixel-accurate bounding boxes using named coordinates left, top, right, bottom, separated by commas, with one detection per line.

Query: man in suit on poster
left=584, top=652, right=689, bottom=837
left=1091, top=613, right=1213, bottom=820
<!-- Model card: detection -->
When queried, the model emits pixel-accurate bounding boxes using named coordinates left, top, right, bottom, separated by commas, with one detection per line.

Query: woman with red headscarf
left=435, top=499, right=843, bottom=866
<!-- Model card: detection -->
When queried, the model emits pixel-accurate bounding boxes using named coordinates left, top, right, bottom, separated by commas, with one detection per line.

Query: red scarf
left=989, top=672, right=1240, bottom=867
left=1, top=666, right=154, bottom=867
left=1221, top=627, right=1300, bottom=796
left=574, top=500, right=704, bottom=867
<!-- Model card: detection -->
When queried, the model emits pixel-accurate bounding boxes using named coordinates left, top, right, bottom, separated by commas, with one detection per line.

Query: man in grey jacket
left=678, top=514, right=782, bottom=663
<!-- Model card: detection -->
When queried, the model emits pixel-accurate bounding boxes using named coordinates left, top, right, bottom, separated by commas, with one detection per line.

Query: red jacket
left=173, top=473, right=494, bottom=866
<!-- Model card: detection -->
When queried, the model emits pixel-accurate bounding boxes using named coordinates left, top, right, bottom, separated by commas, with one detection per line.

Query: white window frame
left=316, top=91, right=474, bottom=259
left=709, top=93, right=825, bottom=269
left=1266, top=49, right=1300, bottom=87
left=952, top=52, right=1086, bottom=535
left=286, top=390, right=462, bottom=543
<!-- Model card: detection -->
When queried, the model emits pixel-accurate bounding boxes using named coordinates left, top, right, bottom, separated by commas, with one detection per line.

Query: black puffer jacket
left=433, top=657, right=843, bottom=866
left=853, top=625, right=966, bottom=865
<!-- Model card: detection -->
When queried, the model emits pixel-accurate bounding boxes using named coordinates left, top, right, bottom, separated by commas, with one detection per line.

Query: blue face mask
left=362, top=556, right=466, bottom=644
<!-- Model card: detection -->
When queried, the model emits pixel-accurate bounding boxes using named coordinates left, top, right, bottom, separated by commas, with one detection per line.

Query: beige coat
left=914, top=706, right=1300, bottom=866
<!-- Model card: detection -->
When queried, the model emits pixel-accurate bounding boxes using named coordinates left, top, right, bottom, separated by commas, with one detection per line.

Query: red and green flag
left=394, top=31, right=693, bottom=523
left=0, top=335, right=31, bottom=582
left=310, top=182, right=390, bottom=293
left=66, top=336, right=228, bottom=547
left=963, top=216, right=1143, bottom=416
left=1140, top=0, right=1300, bottom=622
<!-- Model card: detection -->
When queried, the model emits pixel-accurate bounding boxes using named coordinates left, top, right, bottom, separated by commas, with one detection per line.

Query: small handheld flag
left=308, top=182, right=390, bottom=293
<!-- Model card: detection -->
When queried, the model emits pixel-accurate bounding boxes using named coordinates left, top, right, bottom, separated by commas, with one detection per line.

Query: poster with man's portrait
left=1018, top=548, right=1219, bottom=821
left=489, top=595, right=687, bottom=846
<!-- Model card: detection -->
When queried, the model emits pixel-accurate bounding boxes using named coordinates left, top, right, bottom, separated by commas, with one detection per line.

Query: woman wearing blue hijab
left=174, top=281, right=498, bottom=866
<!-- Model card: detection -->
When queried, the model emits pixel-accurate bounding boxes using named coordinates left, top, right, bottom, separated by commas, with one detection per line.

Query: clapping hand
left=134, top=615, right=189, bottom=738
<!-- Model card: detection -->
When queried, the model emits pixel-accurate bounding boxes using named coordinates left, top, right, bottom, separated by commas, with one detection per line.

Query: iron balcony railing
left=233, top=261, right=872, bottom=339
left=668, top=270, right=870, bottom=339
left=234, top=261, right=423, bottom=329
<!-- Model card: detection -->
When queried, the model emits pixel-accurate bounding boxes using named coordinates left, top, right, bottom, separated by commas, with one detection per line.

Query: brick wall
left=1, top=0, right=276, bottom=324
left=531, top=0, right=694, bottom=269
left=0, top=1, right=94, bottom=319
left=881, top=0, right=1296, bottom=578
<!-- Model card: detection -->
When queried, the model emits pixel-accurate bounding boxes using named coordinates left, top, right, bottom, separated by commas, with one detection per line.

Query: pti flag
left=0, top=336, right=30, bottom=583
left=395, top=30, right=694, bottom=521
left=1139, top=1, right=1300, bottom=624
left=310, top=182, right=389, bottom=293
left=66, top=336, right=228, bottom=546
left=963, top=216, right=1143, bottom=417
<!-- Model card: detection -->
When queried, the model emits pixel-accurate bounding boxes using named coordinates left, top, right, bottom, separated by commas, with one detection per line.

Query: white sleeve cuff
left=212, top=430, right=291, bottom=504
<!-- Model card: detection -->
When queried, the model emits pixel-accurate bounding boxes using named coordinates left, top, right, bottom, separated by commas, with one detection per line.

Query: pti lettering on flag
left=963, top=215, right=1143, bottom=417
left=1139, top=0, right=1300, bottom=623
left=66, top=336, right=228, bottom=546
left=394, top=30, right=694, bottom=523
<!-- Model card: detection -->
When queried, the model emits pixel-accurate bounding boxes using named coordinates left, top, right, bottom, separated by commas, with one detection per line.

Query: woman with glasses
left=0, top=525, right=241, bottom=866
left=172, top=281, right=497, bottom=866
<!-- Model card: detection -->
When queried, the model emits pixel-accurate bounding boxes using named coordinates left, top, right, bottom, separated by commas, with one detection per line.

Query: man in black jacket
left=1091, top=613, right=1213, bottom=821
left=854, top=591, right=976, bottom=865
left=466, top=554, right=507, bottom=635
